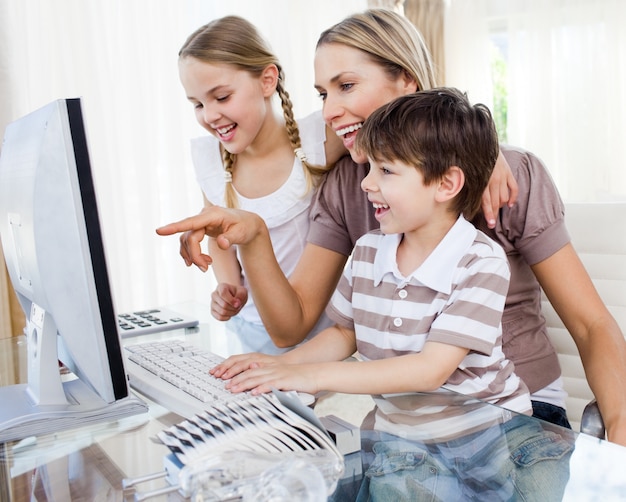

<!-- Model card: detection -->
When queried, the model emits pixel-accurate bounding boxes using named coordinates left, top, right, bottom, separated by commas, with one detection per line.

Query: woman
left=157, top=9, right=626, bottom=446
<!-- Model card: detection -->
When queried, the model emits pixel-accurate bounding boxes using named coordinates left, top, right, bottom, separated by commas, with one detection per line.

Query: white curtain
left=445, top=0, right=626, bottom=203
left=0, top=0, right=366, bottom=315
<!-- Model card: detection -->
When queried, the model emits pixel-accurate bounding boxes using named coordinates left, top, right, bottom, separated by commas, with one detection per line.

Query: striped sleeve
left=428, top=233, right=510, bottom=355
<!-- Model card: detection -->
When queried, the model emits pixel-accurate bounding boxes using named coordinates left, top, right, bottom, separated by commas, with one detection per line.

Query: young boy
left=213, top=88, right=532, bottom=430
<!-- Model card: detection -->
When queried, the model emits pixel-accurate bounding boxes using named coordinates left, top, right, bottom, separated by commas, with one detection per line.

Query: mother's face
left=314, top=43, right=417, bottom=163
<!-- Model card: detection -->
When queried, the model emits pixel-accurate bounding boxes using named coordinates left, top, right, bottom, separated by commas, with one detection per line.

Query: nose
left=361, top=168, right=376, bottom=193
left=322, top=93, right=343, bottom=127
left=198, top=103, right=220, bottom=127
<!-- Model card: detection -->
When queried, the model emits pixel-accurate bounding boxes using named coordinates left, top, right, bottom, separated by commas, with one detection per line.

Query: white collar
left=372, top=216, right=477, bottom=294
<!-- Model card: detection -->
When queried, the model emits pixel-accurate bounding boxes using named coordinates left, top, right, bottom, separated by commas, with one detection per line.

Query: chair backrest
left=542, top=202, right=626, bottom=432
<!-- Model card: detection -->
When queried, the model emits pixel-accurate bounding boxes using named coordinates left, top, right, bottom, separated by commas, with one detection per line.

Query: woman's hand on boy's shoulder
left=481, top=150, right=519, bottom=228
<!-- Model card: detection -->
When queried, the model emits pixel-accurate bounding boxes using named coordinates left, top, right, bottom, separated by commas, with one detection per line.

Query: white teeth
left=336, top=122, right=363, bottom=137
left=373, top=203, right=389, bottom=209
left=217, top=124, right=235, bottom=135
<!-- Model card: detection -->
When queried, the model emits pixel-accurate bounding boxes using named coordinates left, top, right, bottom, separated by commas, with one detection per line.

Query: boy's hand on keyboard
left=210, top=352, right=279, bottom=381
left=211, top=283, right=248, bottom=321
left=226, top=362, right=319, bottom=397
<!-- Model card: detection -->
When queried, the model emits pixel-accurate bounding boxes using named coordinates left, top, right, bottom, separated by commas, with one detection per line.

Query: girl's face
left=314, top=43, right=417, bottom=163
left=178, top=57, right=274, bottom=155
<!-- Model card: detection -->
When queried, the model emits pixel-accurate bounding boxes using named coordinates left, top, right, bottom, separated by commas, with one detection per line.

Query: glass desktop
left=1, top=309, right=626, bottom=501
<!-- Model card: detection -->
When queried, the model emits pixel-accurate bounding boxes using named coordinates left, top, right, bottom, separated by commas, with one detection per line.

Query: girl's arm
left=533, top=243, right=626, bottom=447
left=208, top=236, right=249, bottom=321
left=199, top=194, right=248, bottom=321
left=208, top=236, right=241, bottom=285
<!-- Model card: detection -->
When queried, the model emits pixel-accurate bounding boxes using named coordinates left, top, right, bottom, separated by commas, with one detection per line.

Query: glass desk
left=1, top=310, right=626, bottom=501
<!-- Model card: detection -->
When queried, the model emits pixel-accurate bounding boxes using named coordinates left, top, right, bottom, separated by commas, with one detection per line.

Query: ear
left=435, top=166, right=464, bottom=203
left=399, top=70, right=419, bottom=95
left=260, top=64, right=279, bottom=98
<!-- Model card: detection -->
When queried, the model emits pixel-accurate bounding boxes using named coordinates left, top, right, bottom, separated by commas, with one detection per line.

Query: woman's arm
left=238, top=238, right=347, bottom=347
left=532, top=243, right=626, bottom=446
left=157, top=206, right=347, bottom=347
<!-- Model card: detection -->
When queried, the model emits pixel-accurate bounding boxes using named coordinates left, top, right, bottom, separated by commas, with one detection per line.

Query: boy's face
left=361, top=158, right=438, bottom=235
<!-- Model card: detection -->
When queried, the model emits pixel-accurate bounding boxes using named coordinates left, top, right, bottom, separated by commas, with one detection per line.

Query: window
left=445, top=0, right=626, bottom=202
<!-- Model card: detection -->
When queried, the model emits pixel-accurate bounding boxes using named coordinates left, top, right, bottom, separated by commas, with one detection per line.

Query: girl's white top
left=190, top=110, right=331, bottom=337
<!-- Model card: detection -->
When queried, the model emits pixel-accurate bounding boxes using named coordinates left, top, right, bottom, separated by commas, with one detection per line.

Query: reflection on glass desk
left=2, top=310, right=626, bottom=501
left=321, top=393, right=626, bottom=502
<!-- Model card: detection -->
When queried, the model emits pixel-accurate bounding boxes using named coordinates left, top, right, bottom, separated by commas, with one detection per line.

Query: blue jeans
left=354, top=415, right=574, bottom=502
left=532, top=400, right=572, bottom=429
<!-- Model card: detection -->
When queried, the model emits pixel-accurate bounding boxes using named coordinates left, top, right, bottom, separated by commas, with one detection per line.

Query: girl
left=177, top=16, right=344, bottom=353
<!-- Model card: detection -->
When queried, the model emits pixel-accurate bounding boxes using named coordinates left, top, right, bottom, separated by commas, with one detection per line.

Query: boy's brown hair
left=356, top=87, right=499, bottom=219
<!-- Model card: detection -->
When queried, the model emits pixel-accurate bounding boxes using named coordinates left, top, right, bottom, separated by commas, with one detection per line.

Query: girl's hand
left=211, top=283, right=248, bottom=321
left=481, top=150, right=519, bottom=228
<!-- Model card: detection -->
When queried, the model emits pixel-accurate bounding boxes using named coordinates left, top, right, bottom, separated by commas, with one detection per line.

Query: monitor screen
left=0, top=98, right=146, bottom=442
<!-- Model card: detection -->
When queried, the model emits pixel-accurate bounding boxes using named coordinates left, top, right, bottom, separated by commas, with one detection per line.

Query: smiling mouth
left=336, top=122, right=363, bottom=137
left=216, top=124, right=236, bottom=137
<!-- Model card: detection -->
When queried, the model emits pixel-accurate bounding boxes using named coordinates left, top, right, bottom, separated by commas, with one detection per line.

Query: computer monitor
left=0, top=98, right=147, bottom=442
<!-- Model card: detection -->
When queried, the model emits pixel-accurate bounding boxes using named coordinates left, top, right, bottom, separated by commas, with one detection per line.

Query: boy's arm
left=212, top=323, right=358, bottom=381
left=227, top=341, right=469, bottom=396
left=315, top=342, right=469, bottom=394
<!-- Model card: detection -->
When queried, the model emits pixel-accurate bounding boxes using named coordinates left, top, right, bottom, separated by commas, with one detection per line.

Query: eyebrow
left=186, top=84, right=229, bottom=101
left=314, top=71, right=353, bottom=91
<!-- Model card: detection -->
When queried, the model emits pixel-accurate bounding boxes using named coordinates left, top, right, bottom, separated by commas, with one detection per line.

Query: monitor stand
left=0, top=305, right=147, bottom=443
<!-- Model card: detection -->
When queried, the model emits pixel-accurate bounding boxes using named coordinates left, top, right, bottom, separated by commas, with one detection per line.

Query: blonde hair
left=180, top=16, right=328, bottom=208
left=317, top=9, right=438, bottom=92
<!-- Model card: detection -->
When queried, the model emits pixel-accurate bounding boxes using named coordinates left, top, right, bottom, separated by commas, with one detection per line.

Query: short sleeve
left=307, top=157, right=378, bottom=256
left=297, top=110, right=327, bottom=167
left=326, top=258, right=356, bottom=330
left=190, top=135, right=225, bottom=206
left=428, top=248, right=511, bottom=355
left=478, top=145, right=570, bottom=266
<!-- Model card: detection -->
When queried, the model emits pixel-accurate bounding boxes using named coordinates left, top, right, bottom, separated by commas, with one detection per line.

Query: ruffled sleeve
left=190, top=135, right=226, bottom=206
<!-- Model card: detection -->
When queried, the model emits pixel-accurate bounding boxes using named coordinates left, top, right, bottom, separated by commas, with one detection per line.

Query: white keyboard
left=124, top=340, right=314, bottom=419
left=117, top=307, right=199, bottom=337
